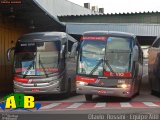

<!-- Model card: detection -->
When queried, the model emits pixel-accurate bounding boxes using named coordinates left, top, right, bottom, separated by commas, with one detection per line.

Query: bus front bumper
left=13, top=80, right=66, bottom=94
left=76, top=85, right=132, bottom=98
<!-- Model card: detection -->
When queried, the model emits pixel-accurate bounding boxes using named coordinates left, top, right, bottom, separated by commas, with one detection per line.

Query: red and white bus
left=76, top=31, right=143, bottom=101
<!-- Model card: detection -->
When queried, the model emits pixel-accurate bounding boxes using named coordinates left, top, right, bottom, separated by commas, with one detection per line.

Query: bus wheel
left=64, top=79, right=71, bottom=97
left=136, top=81, right=141, bottom=96
left=123, top=97, right=131, bottom=101
left=136, top=76, right=142, bottom=96
left=85, top=95, right=92, bottom=101
left=151, top=90, right=155, bottom=95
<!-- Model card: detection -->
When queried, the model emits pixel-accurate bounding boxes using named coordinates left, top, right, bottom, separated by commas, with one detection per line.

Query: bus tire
left=151, top=90, right=160, bottom=97
left=123, top=97, right=132, bottom=101
left=64, top=79, right=71, bottom=97
left=137, top=79, right=142, bottom=96
left=85, top=95, right=92, bottom=101
left=151, top=90, right=155, bottom=95
left=136, top=91, right=140, bottom=96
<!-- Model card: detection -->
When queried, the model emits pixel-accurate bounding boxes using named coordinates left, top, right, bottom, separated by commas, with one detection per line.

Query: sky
left=69, top=0, right=160, bottom=13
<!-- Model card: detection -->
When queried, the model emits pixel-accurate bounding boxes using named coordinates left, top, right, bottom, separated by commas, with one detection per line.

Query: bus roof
left=17, top=32, right=77, bottom=43
left=83, top=31, right=135, bottom=38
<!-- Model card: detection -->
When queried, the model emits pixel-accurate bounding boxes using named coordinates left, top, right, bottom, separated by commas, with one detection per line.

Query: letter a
left=5, top=96, right=16, bottom=109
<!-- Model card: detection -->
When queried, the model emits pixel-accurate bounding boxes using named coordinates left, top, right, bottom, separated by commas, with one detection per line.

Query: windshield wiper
left=89, top=58, right=116, bottom=76
left=23, top=61, right=34, bottom=78
left=104, top=59, right=115, bottom=74
left=89, top=59, right=103, bottom=75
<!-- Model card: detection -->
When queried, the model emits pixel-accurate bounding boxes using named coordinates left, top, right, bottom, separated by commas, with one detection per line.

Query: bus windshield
left=78, top=39, right=106, bottom=75
left=78, top=36, right=133, bottom=76
left=14, top=41, right=61, bottom=77
left=105, top=37, right=132, bottom=73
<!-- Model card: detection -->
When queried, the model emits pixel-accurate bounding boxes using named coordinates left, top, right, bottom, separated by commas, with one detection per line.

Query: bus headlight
left=117, top=84, right=130, bottom=89
left=76, top=81, right=88, bottom=86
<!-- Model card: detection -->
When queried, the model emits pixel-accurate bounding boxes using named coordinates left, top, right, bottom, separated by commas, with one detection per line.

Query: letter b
left=24, top=96, right=35, bottom=108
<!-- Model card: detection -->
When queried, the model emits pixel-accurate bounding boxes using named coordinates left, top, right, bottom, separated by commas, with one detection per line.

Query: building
left=59, top=12, right=160, bottom=45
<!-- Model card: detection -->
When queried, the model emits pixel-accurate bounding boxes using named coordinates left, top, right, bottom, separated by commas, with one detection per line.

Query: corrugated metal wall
left=66, top=23, right=160, bottom=36
left=0, top=17, right=27, bottom=92
left=59, top=13, right=160, bottom=24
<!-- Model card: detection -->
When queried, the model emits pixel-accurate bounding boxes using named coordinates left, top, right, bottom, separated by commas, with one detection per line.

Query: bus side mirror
left=70, top=42, right=78, bottom=58
left=7, top=47, right=15, bottom=62
left=60, top=45, right=65, bottom=58
left=132, top=45, right=139, bottom=62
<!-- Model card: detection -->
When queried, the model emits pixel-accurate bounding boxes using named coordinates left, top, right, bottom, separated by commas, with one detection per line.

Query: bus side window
left=138, top=45, right=142, bottom=62
left=133, top=44, right=139, bottom=62
left=152, top=38, right=160, bottom=48
left=64, top=43, right=67, bottom=58
left=135, top=37, right=142, bottom=63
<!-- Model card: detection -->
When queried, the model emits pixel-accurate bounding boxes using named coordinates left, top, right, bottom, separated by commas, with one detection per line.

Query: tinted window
left=152, top=38, right=160, bottom=48
left=106, top=37, right=133, bottom=50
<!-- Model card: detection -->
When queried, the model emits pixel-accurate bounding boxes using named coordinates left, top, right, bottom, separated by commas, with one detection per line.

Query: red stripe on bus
left=103, top=71, right=132, bottom=77
left=81, top=36, right=107, bottom=41
left=14, top=76, right=29, bottom=83
left=76, top=75, right=97, bottom=83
